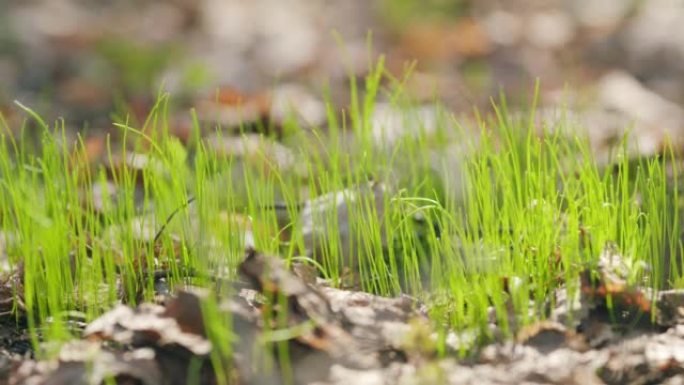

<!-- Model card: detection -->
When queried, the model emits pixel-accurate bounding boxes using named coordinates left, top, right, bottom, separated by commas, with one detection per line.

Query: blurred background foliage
left=1, top=0, right=683, bottom=160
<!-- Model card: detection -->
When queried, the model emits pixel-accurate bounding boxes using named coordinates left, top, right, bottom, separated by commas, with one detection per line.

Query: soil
left=5, top=1, right=684, bottom=384
left=2, top=248, right=684, bottom=385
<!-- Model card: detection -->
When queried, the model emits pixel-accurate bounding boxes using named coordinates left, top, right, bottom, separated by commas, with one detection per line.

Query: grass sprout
left=0, top=65, right=681, bottom=367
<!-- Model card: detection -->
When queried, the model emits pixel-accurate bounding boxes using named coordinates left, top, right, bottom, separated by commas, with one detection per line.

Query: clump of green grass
left=0, top=60, right=681, bottom=365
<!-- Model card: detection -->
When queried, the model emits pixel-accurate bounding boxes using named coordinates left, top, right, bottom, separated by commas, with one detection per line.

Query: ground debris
left=84, top=303, right=211, bottom=356
left=10, top=341, right=161, bottom=385
left=598, top=326, right=684, bottom=385
left=197, top=84, right=325, bottom=137
left=14, top=249, right=684, bottom=385
left=516, top=321, right=583, bottom=353
left=238, top=248, right=381, bottom=382
left=579, top=246, right=654, bottom=326
left=657, top=290, right=684, bottom=327
left=7, top=250, right=432, bottom=384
